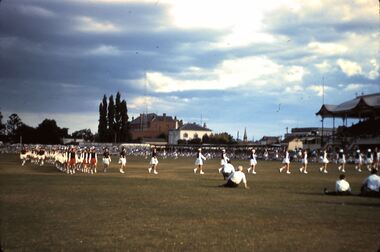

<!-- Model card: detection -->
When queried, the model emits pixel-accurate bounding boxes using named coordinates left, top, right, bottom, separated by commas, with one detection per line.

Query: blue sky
left=0, top=0, right=379, bottom=140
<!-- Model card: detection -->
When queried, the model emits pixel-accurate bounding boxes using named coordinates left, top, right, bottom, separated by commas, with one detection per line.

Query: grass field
left=1, top=154, right=379, bottom=252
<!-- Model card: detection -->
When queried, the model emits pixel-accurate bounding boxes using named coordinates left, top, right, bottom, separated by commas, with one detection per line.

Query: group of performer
left=19, top=146, right=380, bottom=177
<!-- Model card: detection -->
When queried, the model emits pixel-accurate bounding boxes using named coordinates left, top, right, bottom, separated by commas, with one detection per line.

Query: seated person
left=220, top=165, right=249, bottom=189
left=360, top=168, right=380, bottom=197
left=324, top=174, right=352, bottom=195
left=221, top=160, right=235, bottom=180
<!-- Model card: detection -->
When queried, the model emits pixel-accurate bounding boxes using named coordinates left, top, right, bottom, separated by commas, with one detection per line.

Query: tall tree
left=115, top=92, right=122, bottom=142
left=108, top=95, right=115, bottom=142
left=120, top=100, right=130, bottom=142
left=6, top=113, right=23, bottom=143
left=98, top=95, right=108, bottom=142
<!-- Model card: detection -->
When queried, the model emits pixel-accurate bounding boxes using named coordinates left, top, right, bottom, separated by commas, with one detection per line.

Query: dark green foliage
left=71, top=129, right=94, bottom=142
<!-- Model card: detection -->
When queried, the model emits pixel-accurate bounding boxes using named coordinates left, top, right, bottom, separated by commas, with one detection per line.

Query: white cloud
left=145, top=56, right=307, bottom=93
left=337, top=59, right=362, bottom=77
left=18, top=5, right=56, bottom=18
left=307, top=85, right=334, bottom=97
left=343, top=83, right=366, bottom=92
left=87, top=45, right=121, bottom=56
left=315, top=61, right=332, bottom=73
left=75, top=16, right=121, bottom=33
left=308, top=42, right=348, bottom=56
left=368, top=59, right=379, bottom=80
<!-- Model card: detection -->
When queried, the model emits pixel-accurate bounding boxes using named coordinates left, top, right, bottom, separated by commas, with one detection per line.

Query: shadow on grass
left=314, top=200, right=380, bottom=207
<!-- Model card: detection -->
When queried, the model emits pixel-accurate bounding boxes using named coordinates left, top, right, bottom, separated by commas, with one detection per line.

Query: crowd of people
left=5, top=143, right=380, bottom=195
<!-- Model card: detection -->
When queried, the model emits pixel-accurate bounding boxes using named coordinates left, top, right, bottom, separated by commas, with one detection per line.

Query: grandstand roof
left=316, top=93, right=380, bottom=118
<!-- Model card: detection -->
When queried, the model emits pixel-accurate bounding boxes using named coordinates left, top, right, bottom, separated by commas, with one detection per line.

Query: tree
left=36, top=119, right=68, bottom=144
left=108, top=95, right=115, bottom=142
left=120, top=100, right=130, bottom=142
left=16, top=123, right=37, bottom=144
left=98, top=95, right=108, bottom=142
left=6, top=113, right=23, bottom=143
left=72, top=129, right=94, bottom=142
left=0, top=111, right=6, bottom=141
left=115, top=92, right=122, bottom=142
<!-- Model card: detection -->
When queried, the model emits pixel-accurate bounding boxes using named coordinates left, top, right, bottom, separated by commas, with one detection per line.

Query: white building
left=168, top=123, right=212, bottom=144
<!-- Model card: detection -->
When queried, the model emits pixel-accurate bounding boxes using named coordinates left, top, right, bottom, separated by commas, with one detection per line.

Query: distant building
left=258, top=136, right=281, bottom=145
left=129, top=113, right=183, bottom=140
left=168, top=123, right=212, bottom=144
left=284, top=127, right=333, bottom=139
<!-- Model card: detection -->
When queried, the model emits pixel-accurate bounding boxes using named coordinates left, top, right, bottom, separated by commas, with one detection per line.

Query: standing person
left=299, top=149, right=308, bottom=174
left=279, top=149, right=291, bottom=174
left=148, top=146, right=159, bottom=174
left=354, top=149, right=363, bottom=172
left=102, top=148, right=111, bottom=173
left=247, top=149, right=257, bottom=174
left=337, top=149, right=346, bottom=173
left=220, top=165, right=249, bottom=189
left=221, top=160, right=235, bottom=180
left=20, top=146, right=28, bottom=166
left=119, top=147, right=127, bottom=174
left=365, top=149, right=374, bottom=171
left=218, top=149, right=229, bottom=173
left=89, top=147, right=98, bottom=174
left=82, top=147, right=90, bottom=173
left=67, top=147, right=77, bottom=175
left=374, top=147, right=380, bottom=170
left=319, top=149, right=329, bottom=174
left=194, top=148, right=206, bottom=174
left=324, top=174, right=352, bottom=195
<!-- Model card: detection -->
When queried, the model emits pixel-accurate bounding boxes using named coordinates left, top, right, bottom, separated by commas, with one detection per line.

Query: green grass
left=1, top=154, right=379, bottom=251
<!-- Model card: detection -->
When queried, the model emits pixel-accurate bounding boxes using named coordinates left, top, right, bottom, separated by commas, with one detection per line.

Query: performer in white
left=299, top=149, right=308, bottom=174
left=89, top=147, right=97, bottom=174
left=20, top=146, right=29, bottom=166
left=337, top=149, right=346, bottom=173
left=375, top=147, right=380, bottom=170
left=319, top=149, right=329, bottom=174
left=102, top=148, right=111, bottom=173
left=148, top=146, right=159, bottom=174
left=365, top=149, right=374, bottom=171
left=247, top=149, right=257, bottom=174
left=119, top=147, right=127, bottom=174
left=354, top=149, right=363, bottom=172
left=220, top=165, right=249, bottom=189
left=218, top=149, right=229, bottom=174
left=194, top=148, right=206, bottom=175
left=279, top=149, right=291, bottom=174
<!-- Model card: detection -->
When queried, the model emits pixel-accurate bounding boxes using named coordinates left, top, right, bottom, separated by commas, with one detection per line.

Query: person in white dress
left=365, top=149, right=374, bottom=171
left=194, top=148, right=206, bottom=175
left=279, top=149, right=291, bottom=174
left=148, top=146, right=159, bottom=174
left=119, top=147, right=127, bottom=174
left=354, top=149, right=363, bottom=172
left=218, top=149, right=229, bottom=174
left=299, top=149, right=308, bottom=174
left=337, top=149, right=346, bottom=173
left=319, top=149, right=329, bottom=174
left=247, top=149, right=257, bottom=174
left=102, top=148, right=112, bottom=173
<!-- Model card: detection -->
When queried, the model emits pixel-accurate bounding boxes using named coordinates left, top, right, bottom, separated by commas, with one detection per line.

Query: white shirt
left=335, top=179, right=351, bottom=192
left=363, top=174, right=380, bottom=192
left=223, top=163, right=235, bottom=174
left=228, top=171, right=247, bottom=185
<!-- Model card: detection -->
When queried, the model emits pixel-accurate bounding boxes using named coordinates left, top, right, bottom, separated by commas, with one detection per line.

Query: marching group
left=18, top=145, right=380, bottom=196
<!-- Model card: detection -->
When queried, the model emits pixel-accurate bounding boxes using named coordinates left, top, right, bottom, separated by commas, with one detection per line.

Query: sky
left=0, top=0, right=379, bottom=140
